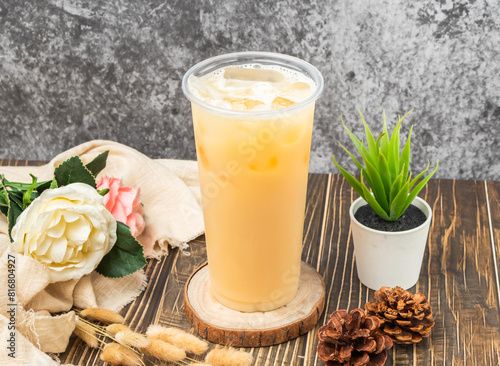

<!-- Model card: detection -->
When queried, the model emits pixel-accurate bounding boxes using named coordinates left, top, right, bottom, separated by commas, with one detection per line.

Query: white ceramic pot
left=349, top=196, right=432, bottom=290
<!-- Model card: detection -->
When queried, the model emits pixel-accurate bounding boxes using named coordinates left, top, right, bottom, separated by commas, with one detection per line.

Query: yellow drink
left=183, top=52, right=323, bottom=312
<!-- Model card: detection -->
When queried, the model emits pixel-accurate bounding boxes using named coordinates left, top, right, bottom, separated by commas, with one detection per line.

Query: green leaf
left=361, top=150, right=389, bottom=213
left=403, top=160, right=439, bottom=213
left=338, top=142, right=363, bottom=172
left=400, top=108, right=414, bottom=122
left=332, top=155, right=364, bottom=198
left=98, top=188, right=110, bottom=196
left=22, top=175, right=37, bottom=209
left=0, top=178, right=8, bottom=217
left=389, top=180, right=410, bottom=220
left=7, top=194, right=23, bottom=241
left=341, top=116, right=376, bottom=168
left=29, top=191, right=40, bottom=203
left=3, top=181, right=23, bottom=195
left=378, top=151, right=391, bottom=201
left=389, top=168, right=405, bottom=204
left=360, top=171, right=391, bottom=221
left=400, top=125, right=413, bottom=181
left=50, top=179, right=58, bottom=189
left=95, top=222, right=147, bottom=278
left=36, top=180, right=53, bottom=194
left=393, top=110, right=412, bottom=174
left=341, top=115, right=363, bottom=155
left=375, top=132, right=386, bottom=146
left=54, top=156, right=96, bottom=188
left=85, top=151, right=109, bottom=178
left=360, top=142, right=377, bottom=168
left=389, top=122, right=401, bottom=176
left=0, top=192, right=7, bottom=208
left=7, top=191, right=24, bottom=212
left=0, top=203, right=7, bottom=217
left=0, top=178, right=24, bottom=241
left=380, top=109, right=390, bottom=157
left=358, top=109, right=379, bottom=164
left=408, top=162, right=429, bottom=191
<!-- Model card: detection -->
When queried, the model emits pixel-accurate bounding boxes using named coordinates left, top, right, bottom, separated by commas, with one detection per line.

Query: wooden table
left=2, top=159, right=500, bottom=365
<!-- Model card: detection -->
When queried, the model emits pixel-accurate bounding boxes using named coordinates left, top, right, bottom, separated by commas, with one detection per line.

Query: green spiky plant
left=332, top=109, right=439, bottom=222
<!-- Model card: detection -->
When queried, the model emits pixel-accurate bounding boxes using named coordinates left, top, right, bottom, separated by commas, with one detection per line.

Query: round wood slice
left=183, top=262, right=325, bottom=347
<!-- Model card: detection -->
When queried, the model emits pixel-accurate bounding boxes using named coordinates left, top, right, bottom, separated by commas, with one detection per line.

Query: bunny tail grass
left=205, top=347, right=253, bottom=366
left=146, top=325, right=209, bottom=355
left=116, top=329, right=150, bottom=348
left=100, top=342, right=143, bottom=366
left=106, top=323, right=129, bottom=336
left=140, top=338, right=186, bottom=362
left=74, top=320, right=99, bottom=348
left=80, top=308, right=125, bottom=324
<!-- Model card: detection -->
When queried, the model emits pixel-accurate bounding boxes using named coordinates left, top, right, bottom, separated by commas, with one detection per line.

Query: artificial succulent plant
left=332, top=110, right=438, bottom=221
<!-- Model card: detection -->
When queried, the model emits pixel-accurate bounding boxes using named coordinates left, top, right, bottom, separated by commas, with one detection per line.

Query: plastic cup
left=182, top=52, right=323, bottom=312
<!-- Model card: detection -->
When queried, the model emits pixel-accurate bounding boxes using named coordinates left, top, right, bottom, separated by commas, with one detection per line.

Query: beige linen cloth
left=0, top=140, right=204, bottom=365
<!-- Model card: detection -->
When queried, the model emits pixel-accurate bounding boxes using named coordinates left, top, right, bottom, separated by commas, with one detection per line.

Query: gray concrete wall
left=0, top=0, right=498, bottom=180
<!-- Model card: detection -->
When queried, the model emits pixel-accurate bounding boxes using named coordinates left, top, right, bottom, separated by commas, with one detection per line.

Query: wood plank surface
left=1, top=159, right=499, bottom=366
left=486, top=180, right=500, bottom=308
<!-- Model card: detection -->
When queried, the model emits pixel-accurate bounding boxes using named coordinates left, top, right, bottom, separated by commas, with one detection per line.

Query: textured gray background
left=0, top=0, right=499, bottom=180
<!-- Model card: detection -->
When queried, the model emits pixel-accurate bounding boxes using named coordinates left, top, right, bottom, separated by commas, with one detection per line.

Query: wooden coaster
left=183, top=262, right=325, bottom=347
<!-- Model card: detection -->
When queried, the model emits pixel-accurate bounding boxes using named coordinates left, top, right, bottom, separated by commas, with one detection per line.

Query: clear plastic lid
left=182, top=51, right=324, bottom=117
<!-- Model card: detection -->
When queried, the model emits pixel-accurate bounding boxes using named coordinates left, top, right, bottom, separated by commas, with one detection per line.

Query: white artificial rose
left=11, top=183, right=117, bottom=283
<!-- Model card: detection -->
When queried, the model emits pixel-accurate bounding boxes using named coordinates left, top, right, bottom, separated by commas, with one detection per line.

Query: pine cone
left=365, top=286, right=435, bottom=344
left=317, top=308, right=393, bottom=366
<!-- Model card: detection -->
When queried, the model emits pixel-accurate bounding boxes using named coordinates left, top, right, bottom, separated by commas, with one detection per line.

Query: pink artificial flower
left=97, top=176, right=145, bottom=237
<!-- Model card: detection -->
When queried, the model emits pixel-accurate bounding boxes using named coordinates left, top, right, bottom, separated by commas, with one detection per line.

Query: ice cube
left=224, top=97, right=245, bottom=111
left=244, top=99, right=265, bottom=109
left=271, top=97, right=296, bottom=109
left=224, top=67, right=285, bottom=82
left=279, top=124, right=304, bottom=144
left=249, top=157, right=278, bottom=172
left=224, top=97, right=265, bottom=111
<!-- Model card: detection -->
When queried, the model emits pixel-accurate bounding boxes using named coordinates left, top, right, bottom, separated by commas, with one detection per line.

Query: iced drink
left=182, top=52, right=323, bottom=312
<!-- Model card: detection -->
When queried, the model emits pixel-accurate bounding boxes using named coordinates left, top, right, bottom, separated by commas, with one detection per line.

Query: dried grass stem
left=205, top=347, right=253, bottom=366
